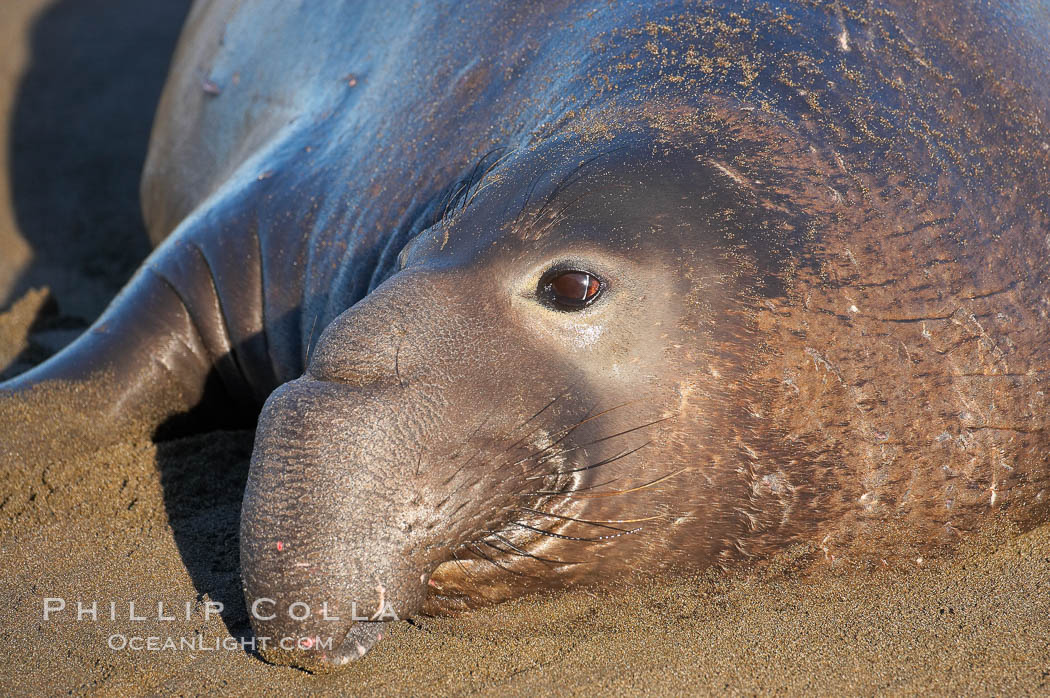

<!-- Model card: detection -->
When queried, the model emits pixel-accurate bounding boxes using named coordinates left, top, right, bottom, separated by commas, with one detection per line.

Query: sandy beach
left=1, top=1, right=1048, bottom=695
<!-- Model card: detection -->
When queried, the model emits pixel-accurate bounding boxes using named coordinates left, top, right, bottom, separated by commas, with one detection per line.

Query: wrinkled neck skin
left=128, top=0, right=1049, bottom=671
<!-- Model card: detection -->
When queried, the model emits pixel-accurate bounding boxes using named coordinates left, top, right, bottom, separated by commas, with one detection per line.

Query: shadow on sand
left=8, top=0, right=190, bottom=321
left=8, top=0, right=255, bottom=644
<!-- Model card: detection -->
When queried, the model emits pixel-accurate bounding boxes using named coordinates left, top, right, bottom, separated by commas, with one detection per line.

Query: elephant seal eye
left=542, top=270, right=603, bottom=309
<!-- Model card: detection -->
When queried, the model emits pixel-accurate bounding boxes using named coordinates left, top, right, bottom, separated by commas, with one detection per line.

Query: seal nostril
left=255, top=621, right=389, bottom=673
left=322, top=621, right=387, bottom=669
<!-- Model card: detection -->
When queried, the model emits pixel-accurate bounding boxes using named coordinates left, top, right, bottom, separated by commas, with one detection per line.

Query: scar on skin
left=708, top=160, right=750, bottom=188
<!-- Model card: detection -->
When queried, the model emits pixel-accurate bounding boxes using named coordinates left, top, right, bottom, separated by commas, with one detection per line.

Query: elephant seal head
left=239, top=129, right=811, bottom=671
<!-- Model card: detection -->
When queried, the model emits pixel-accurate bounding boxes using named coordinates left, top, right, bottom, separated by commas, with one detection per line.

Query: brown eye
left=542, top=270, right=603, bottom=309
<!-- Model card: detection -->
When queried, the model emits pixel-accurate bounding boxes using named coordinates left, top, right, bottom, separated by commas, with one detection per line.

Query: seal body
left=4, top=0, right=1050, bottom=672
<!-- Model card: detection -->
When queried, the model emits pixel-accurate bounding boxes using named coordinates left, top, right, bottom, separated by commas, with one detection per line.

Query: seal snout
left=240, top=377, right=435, bottom=672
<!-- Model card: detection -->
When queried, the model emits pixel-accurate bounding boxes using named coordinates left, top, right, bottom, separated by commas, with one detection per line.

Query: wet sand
left=1, top=1, right=1048, bottom=695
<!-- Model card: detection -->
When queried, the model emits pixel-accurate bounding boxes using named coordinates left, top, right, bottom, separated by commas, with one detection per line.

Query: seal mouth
left=302, top=621, right=387, bottom=672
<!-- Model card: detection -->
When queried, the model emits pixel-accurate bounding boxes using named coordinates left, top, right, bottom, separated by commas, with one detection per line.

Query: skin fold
left=2, top=0, right=1049, bottom=672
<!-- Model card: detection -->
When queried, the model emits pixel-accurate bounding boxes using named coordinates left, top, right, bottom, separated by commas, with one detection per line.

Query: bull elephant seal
left=3, top=0, right=1050, bottom=673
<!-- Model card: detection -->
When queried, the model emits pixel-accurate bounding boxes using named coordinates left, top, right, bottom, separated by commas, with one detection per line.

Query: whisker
left=441, top=180, right=471, bottom=221
left=519, top=474, right=624, bottom=497
left=515, top=168, right=547, bottom=227
left=537, top=150, right=613, bottom=218
left=465, top=542, right=528, bottom=577
left=573, top=415, right=674, bottom=450
left=525, top=417, right=673, bottom=469
left=464, top=149, right=515, bottom=208
left=442, top=146, right=513, bottom=223
left=510, top=521, right=642, bottom=542
left=450, top=549, right=475, bottom=579
left=567, top=468, right=689, bottom=499
left=525, top=441, right=652, bottom=480
left=506, top=400, right=650, bottom=469
left=522, top=387, right=575, bottom=426
left=520, top=508, right=664, bottom=526
left=497, top=416, right=559, bottom=460
left=456, top=384, right=531, bottom=471
left=304, top=312, right=321, bottom=364
left=494, top=381, right=585, bottom=458
left=414, top=446, right=424, bottom=478
left=519, top=145, right=627, bottom=239
left=481, top=536, right=583, bottom=566
left=549, top=190, right=593, bottom=225
left=568, top=441, right=652, bottom=473
left=517, top=507, right=641, bottom=533
left=394, top=340, right=404, bottom=388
